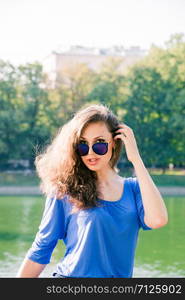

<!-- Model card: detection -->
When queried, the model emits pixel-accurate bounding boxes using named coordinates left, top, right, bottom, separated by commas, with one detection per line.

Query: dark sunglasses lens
left=77, top=144, right=89, bottom=156
left=93, top=143, right=108, bottom=155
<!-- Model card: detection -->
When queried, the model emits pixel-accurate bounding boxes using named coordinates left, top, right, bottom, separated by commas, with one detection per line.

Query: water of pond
left=0, top=195, right=184, bottom=277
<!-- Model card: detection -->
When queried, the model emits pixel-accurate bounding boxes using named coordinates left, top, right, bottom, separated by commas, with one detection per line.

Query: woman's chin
left=87, top=164, right=100, bottom=170
left=85, top=163, right=102, bottom=170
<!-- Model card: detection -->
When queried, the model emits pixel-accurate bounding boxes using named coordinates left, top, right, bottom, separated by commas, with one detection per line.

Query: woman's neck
left=96, top=168, right=120, bottom=187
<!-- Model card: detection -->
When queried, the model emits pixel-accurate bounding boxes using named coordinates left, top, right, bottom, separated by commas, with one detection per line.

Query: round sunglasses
left=76, top=141, right=112, bottom=156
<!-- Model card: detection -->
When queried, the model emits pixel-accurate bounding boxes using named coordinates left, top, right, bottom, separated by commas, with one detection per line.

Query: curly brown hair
left=35, top=103, right=123, bottom=213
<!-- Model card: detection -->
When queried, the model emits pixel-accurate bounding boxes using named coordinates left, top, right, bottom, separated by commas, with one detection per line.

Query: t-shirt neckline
left=97, top=178, right=127, bottom=203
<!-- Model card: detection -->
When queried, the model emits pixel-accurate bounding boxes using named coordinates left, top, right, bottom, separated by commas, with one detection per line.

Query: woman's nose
left=88, top=145, right=94, bottom=154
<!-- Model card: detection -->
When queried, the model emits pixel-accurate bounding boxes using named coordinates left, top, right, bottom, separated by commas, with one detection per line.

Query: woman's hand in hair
left=113, top=124, right=141, bottom=164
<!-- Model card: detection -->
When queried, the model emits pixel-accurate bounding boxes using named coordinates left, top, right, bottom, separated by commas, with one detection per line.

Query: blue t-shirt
left=26, top=177, right=152, bottom=278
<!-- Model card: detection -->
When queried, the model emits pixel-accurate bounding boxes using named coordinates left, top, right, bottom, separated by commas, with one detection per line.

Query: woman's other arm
left=16, top=258, right=46, bottom=278
left=16, top=196, right=66, bottom=278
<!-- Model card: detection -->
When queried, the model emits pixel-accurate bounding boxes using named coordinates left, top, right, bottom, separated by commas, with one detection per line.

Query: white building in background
left=43, top=45, right=148, bottom=86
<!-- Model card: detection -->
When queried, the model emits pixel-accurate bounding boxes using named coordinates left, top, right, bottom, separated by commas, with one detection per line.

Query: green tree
left=124, top=34, right=185, bottom=169
left=86, top=57, right=127, bottom=119
left=0, top=60, right=22, bottom=167
left=52, top=63, right=97, bottom=126
left=17, top=62, right=52, bottom=168
left=124, top=66, right=174, bottom=171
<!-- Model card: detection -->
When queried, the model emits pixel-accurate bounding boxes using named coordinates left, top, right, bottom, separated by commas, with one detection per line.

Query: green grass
left=145, top=168, right=185, bottom=186
left=0, top=168, right=184, bottom=187
left=149, top=174, right=185, bottom=186
left=0, top=172, right=40, bottom=186
left=120, top=168, right=185, bottom=187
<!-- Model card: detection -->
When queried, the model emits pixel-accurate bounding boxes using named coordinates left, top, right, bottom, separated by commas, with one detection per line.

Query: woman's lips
left=87, top=158, right=100, bottom=165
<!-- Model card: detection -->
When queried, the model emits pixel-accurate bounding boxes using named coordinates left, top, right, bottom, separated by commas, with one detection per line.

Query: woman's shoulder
left=117, top=175, right=137, bottom=183
left=119, top=176, right=139, bottom=192
left=46, top=192, right=69, bottom=206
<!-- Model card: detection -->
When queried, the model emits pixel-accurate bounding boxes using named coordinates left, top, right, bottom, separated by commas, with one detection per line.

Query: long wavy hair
left=35, top=103, right=123, bottom=213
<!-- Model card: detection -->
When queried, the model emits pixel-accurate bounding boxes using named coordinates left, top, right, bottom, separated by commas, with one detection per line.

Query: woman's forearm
left=16, top=257, right=46, bottom=278
left=133, top=155, right=168, bottom=229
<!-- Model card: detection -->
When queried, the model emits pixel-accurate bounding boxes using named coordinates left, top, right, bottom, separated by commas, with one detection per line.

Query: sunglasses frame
left=76, top=140, right=112, bottom=156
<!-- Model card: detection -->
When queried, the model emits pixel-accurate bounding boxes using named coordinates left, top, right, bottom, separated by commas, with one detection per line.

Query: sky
left=0, top=0, right=185, bottom=65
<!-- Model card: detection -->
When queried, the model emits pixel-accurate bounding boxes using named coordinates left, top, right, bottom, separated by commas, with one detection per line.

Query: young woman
left=17, top=103, right=168, bottom=278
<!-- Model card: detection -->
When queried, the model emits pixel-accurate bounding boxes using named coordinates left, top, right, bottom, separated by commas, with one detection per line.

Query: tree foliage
left=0, top=34, right=184, bottom=170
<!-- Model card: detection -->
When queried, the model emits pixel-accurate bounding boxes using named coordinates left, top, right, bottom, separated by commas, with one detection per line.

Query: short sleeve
left=132, top=177, right=152, bottom=231
left=26, top=195, right=66, bottom=264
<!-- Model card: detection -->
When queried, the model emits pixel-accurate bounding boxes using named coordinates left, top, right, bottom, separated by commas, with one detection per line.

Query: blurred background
left=0, top=0, right=185, bottom=277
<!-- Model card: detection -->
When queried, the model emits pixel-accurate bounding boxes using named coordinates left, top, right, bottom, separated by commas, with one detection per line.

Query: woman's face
left=79, top=122, right=115, bottom=171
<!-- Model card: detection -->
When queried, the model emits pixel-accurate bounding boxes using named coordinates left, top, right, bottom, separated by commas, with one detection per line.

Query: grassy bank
left=0, top=171, right=39, bottom=186
left=0, top=168, right=184, bottom=187
left=120, top=168, right=185, bottom=186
